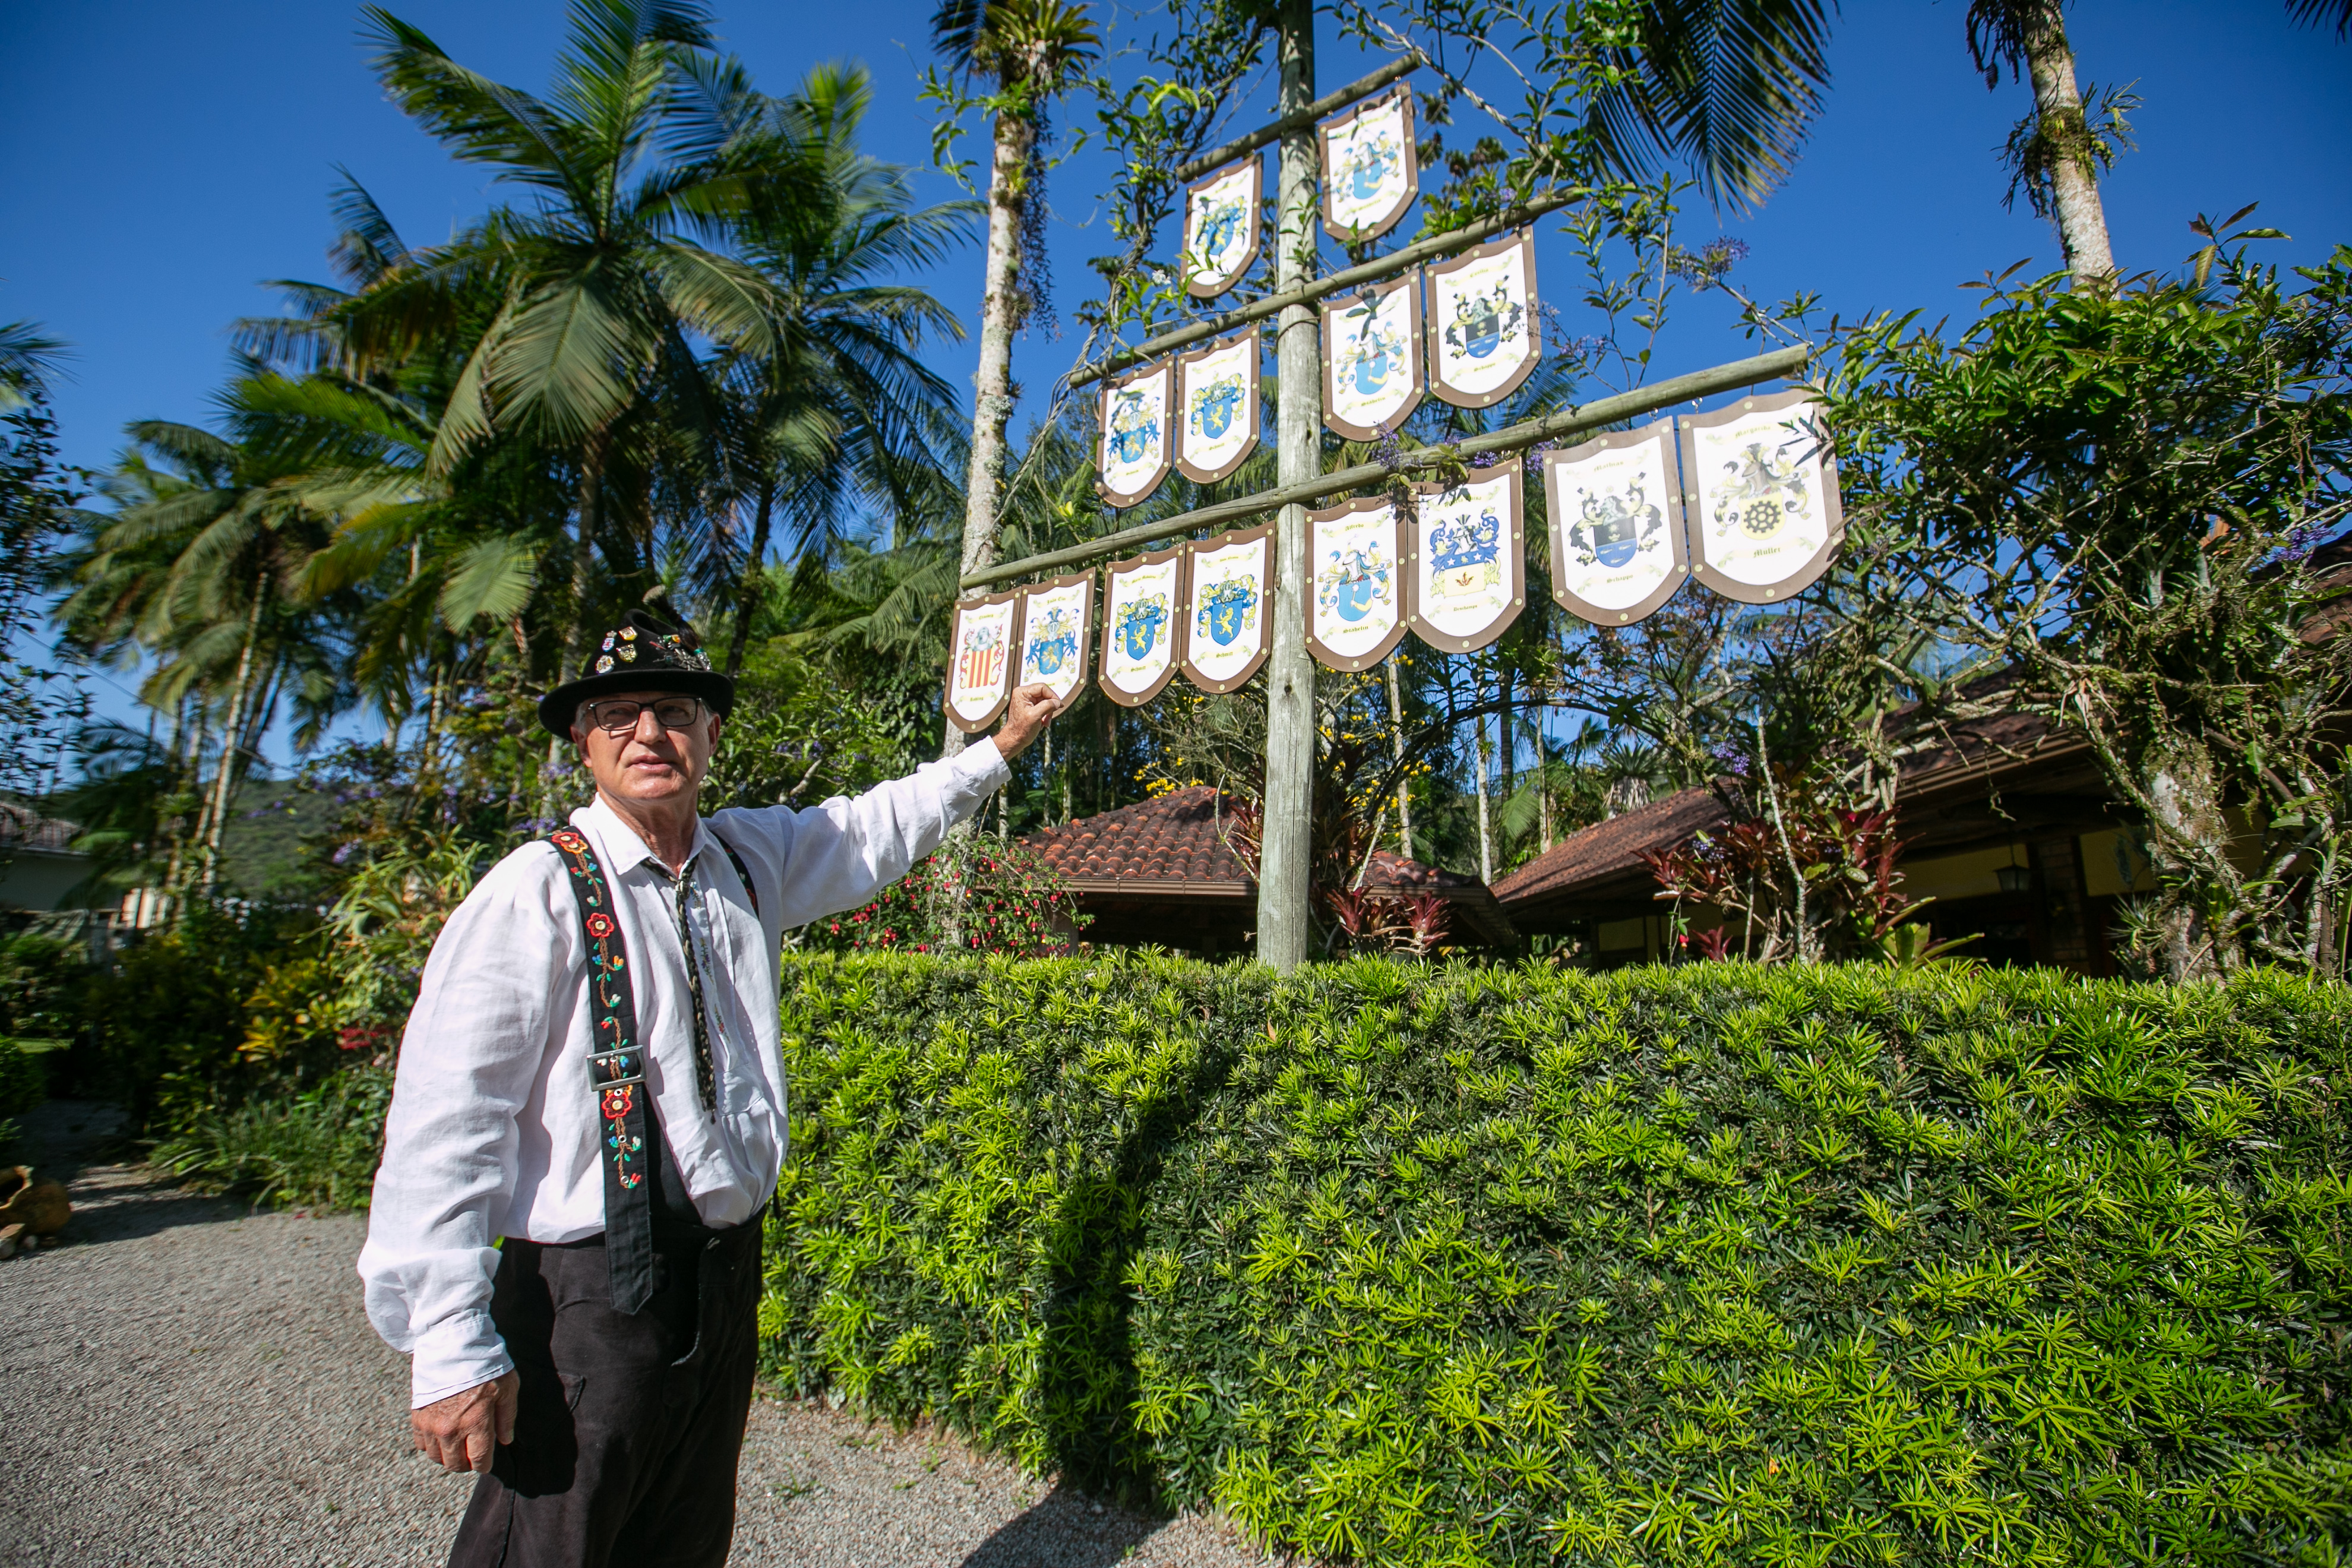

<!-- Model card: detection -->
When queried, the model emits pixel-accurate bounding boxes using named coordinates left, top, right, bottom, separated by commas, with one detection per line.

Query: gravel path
left=0, top=1102, right=1274, bottom=1568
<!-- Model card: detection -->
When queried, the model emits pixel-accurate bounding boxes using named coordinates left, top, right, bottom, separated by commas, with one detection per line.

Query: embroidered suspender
left=546, top=823, right=764, bottom=1314
left=546, top=827, right=660, bottom=1313
left=712, top=830, right=758, bottom=919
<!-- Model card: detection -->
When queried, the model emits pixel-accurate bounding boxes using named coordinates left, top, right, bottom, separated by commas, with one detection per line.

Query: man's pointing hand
left=994, top=683, right=1060, bottom=761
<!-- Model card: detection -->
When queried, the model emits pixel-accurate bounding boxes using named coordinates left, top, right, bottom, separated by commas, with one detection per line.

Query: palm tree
left=928, top=0, right=1099, bottom=760
left=1588, top=2, right=2119, bottom=287
left=352, top=0, right=808, bottom=682
left=235, top=178, right=607, bottom=731
left=1583, top=0, right=1836, bottom=214
left=712, top=64, right=974, bottom=676
left=0, top=321, right=67, bottom=409
left=60, top=416, right=344, bottom=893
left=2288, top=0, right=2352, bottom=37
left=1965, top=1, right=2117, bottom=287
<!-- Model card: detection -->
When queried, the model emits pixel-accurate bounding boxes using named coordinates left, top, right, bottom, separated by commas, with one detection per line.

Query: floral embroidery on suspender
left=549, top=830, right=647, bottom=1193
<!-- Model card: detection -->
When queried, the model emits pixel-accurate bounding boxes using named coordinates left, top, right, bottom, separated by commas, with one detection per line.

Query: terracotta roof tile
left=1024, top=790, right=1516, bottom=948
left=1491, top=789, right=1727, bottom=906
left=1024, top=786, right=1252, bottom=888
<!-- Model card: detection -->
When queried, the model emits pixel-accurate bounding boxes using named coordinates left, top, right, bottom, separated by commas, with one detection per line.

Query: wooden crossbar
left=1168, top=53, right=1425, bottom=186
left=1064, top=189, right=1583, bottom=391
left=961, top=343, right=1812, bottom=591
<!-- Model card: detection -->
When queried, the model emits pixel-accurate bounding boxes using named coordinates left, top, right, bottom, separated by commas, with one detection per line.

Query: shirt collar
left=575, top=794, right=712, bottom=881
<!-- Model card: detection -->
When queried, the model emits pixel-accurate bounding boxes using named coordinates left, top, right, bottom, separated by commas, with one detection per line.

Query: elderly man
left=358, top=611, right=1054, bottom=1566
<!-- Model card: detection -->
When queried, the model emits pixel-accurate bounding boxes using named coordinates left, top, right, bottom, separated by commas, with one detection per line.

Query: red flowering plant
left=1639, top=760, right=1960, bottom=965
left=805, top=836, right=1089, bottom=956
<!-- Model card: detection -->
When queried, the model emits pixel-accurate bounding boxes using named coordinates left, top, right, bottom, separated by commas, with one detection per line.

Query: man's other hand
left=995, top=683, right=1059, bottom=760
left=412, top=1370, right=520, bottom=1475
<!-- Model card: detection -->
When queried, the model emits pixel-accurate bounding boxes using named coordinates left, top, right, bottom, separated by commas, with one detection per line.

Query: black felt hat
left=536, top=611, right=736, bottom=738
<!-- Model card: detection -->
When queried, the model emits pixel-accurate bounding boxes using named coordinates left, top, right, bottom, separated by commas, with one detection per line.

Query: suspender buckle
left=587, top=1047, right=646, bottom=1089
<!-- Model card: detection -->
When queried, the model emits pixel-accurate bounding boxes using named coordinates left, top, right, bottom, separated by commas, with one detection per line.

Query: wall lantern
left=1993, top=845, right=2033, bottom=894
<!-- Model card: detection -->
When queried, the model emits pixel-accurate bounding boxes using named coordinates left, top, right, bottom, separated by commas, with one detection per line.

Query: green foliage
left=78, top=903, right=321, bottom=1129
left=150, top=1061, right=393, bottom=1212
left=1820, top=237, right=2352, bottom=976
left=703, top=640, right=916, bottom=811
left=766, top=956, right=2352, bottom=1564
left=763, top=953, right=1262, bottom=1493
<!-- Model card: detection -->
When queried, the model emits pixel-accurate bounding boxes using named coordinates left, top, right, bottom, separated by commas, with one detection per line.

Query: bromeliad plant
left=1641, top=759, right=1932, bottom=964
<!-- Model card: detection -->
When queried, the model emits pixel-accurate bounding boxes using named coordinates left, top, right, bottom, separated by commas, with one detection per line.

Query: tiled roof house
left=1494, top=708, right=2150, bottom=973
left=1023, top=785, right=1516, bottom=954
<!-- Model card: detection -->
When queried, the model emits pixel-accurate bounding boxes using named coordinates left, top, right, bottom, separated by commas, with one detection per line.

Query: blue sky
left=4, top=0, right=2347, bottom=747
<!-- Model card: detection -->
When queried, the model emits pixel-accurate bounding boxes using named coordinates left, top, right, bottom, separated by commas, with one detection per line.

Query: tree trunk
left=1255, top=0, right=1319, bottom=970
left=941, top=105, right=1039, bottom=765
left=1538, top=731, right=1554, bottom=853
left=161, top=696, right=203, bottom=903
left=198, top=578, right=269, bottom=896
left=1385, top=657, right=1414, bottom=859
left=2019, top=1, right=2116, bottom=288
left=2141, top=742, right=2237, bottom=979
left=725, top=475, right=776, bottom=678
left=1475, top=713, right=1494, bottom=885
left=565, top=427, right=610, bottom=685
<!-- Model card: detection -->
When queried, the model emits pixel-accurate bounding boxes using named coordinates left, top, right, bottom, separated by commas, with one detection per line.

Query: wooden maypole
left=1257, top=0, right=1319, bottom=972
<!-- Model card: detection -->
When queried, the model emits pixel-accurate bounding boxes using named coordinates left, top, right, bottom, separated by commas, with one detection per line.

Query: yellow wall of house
left=1901, top=845, right=2028, bottom=902
left=1598, top=917, right=1647, bottom=951
left=2081, top=828, right=2156, bottom=897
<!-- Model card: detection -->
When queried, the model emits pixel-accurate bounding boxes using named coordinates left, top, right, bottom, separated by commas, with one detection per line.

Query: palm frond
left=1589, top=0, right=1835, bottom=213
left=437, top=535, right=543, bottom=628
left=2287, top=0, right=2352, bottom=37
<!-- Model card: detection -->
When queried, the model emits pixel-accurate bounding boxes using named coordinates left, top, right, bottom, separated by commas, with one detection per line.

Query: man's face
left=570, top=690, right=724, bottom=810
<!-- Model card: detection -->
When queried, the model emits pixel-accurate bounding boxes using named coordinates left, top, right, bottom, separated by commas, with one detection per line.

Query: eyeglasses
left=580, top=697, right=704, bottom=735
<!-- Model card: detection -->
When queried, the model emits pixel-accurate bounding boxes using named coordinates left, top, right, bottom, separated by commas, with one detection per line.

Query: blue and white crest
left=1197, top=578, right=1259, bottom=647
left=1320, top=90, right=1417, bottom=241
left=1182, top=157, right=1261, bottom=300
left=1023, top=608, right=1077, bottom=679
left=1098, top=360, right=1174, bottom=507
left=1323, top=276, right=1422, bottom=441
left=1117, top=595, right=1168, bottom=662
left=1107, top=391, right=1160, bottom=466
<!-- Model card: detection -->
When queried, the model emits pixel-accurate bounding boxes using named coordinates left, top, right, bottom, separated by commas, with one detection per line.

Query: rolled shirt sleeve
left=358, top=846, right=570, bottom=1406
left=745, top=738, right=1011, bottom=930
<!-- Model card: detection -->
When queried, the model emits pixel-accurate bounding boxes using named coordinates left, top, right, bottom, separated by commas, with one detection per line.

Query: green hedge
left=766, top=955, right=2352, bottom=1567
left=763, top=954, right=1264, bottom=1488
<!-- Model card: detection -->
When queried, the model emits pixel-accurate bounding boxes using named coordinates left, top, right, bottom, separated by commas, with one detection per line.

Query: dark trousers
left=447, top=1214, right=764, bottom=1567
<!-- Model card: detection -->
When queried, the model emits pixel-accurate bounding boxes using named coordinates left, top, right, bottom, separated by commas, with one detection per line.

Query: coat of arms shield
left=944, top=589, right=1021, bottom=733
left=1181, top=524, right=1272, bottom=693
left=1322, top=271, right=1424, bottom=442
left=1096, top=359, right=1174, bottom=508
left=1181, top=156, right=1262, bottom=300
left=1408, top=457, right=1525, bottom=653
left=1305, top=497, right=1407, bottom=672
left=1174, top=332, right=1260, bottom=484
left=1426, top=230, right=1539, bottom=409
left=1680, top=390, right=1844, bottom=604
left=1544, top=423, right=1690, bottom=626
left=1099, top=546, right=1187, bottom=707
left=1318, top=87, right=1418, bottom=242
left=1016, top=572, right=1095, bottom=705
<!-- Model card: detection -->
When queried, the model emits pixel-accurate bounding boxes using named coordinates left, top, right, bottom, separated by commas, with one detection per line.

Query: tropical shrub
left=150, top=1060, right=393, bottom=1212
left=764, top=955, right=2352, bottom=1566
left=72, top=902, right=314, bottom=1127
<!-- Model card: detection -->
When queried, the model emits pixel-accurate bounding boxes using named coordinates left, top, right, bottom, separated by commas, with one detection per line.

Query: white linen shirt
left=358, top=741, right=1009, bottom=1405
